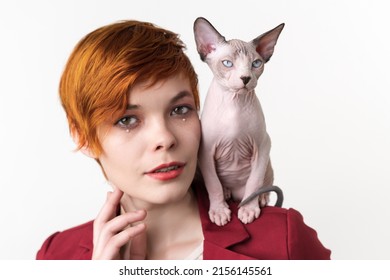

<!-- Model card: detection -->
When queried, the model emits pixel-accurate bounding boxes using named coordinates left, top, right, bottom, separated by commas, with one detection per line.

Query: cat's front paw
left=209, top=203, right=232, bottom=226
left=238, top=203, right=261, bottom=224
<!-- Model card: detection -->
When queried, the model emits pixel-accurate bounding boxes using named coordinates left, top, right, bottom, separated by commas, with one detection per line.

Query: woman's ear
left=71, top=129, right=97, bottom=159
left=80, top=145, right=96, bottom=159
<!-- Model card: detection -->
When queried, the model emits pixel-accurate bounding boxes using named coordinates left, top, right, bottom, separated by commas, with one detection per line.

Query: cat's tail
left=238, top=185, right=284, bottom=208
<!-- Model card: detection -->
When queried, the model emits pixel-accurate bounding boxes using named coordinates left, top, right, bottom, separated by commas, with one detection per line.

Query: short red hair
left=60, top=20, right=199, bottom=156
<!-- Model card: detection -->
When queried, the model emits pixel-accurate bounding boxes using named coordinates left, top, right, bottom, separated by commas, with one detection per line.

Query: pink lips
left=145, top=162, right=185, bottom=181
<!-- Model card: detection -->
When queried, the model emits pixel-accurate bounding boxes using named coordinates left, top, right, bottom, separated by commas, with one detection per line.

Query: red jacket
left=36, top=185, right=331, bottom=260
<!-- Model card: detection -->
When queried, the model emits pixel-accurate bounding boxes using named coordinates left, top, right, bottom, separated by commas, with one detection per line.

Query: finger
left=100, top=223, right=146, bottom=260
left=93, top=210, right=147, bottom=258
left=94, top=188, right=123, bottom=237
left=93, top=188, right=122, bottom=246
left=98, top=210, right=147, bottom=243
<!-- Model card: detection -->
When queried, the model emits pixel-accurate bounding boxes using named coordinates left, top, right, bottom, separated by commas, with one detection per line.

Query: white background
left=0, top=0, right=389, bottom=260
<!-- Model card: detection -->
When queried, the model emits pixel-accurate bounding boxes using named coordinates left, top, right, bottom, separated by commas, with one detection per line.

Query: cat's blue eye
left=222, top=60, right=233, bottom=68
left=252, top=59, right=262, bottom=68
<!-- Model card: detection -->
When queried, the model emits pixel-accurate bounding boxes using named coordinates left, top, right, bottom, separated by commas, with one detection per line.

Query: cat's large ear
left=193, top=17, right=225, bottom=61
left=252, top=23, right=285, bottom=63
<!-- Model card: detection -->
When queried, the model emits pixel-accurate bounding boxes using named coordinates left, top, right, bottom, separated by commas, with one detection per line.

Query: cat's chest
left=202, top=91, right=264, bottom=128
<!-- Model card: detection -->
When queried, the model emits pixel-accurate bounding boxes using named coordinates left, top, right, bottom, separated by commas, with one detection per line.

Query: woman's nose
left=151, top=120, right=177, bottom=151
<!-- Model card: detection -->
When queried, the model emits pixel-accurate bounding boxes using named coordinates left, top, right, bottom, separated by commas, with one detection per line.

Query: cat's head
left=194, top=17, right=284, bottom=93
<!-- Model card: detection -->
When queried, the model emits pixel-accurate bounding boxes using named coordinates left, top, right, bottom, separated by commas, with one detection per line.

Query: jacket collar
left=203, top=240, right=256, bottom=260
left=194, top=183, right=256, bottom=259
left=78, top=221, right=94, bottom=256
left=79, top=235, right=93, bottom=251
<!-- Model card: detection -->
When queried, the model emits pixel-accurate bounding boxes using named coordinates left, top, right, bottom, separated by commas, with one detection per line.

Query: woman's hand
left=92, top=187, right=147, bottom=259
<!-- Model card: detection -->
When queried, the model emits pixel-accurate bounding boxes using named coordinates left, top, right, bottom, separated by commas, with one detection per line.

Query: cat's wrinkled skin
left=194, top=17, right=284, bottom=226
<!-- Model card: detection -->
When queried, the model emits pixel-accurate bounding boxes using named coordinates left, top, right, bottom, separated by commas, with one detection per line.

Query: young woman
left=36, top=20, right=331, bottom=260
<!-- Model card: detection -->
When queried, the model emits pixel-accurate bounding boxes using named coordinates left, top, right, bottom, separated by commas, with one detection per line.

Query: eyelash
left=114, top=105, right=194, bottom=131
left=115, top=115, right=139, bottom=130
left=171, top=105, right=192, bottom=116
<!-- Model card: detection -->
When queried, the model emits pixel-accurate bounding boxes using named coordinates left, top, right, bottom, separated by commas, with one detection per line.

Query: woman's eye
left=115, top=116, right=138, bottom=129
left=222, top=60, right=233, bottom=68
left=171, top=106, right=190, bottom=116
left=252, top=59, right=262, bottom=68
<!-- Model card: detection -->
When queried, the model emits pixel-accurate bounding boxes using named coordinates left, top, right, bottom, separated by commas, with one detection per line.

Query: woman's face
left=97, top=75, right=201, bottom=208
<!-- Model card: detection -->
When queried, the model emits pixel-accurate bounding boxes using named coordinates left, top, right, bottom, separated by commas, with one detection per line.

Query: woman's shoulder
left=36, top=220, right=93, bottom=260
left=254, top=205, right=307, bottom=223
left=233, top=206, right=331, bottom=260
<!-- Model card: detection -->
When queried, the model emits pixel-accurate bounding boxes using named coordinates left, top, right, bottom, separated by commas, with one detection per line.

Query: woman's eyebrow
left=126, top=104, right=138, bottom=110
left=125, top=90, right=192, bottom=110
left=170, top=90, right=192, bottom=104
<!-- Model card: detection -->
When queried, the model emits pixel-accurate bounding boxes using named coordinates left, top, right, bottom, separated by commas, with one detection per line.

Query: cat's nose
left=241, top=76, right=251, bottom=85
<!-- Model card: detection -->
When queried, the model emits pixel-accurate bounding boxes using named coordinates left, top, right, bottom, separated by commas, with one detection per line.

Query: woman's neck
left=120, top=189, right=203, bottom=259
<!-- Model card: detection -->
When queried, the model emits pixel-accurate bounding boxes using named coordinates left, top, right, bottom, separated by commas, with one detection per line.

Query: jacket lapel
left=194, top=183, right=256, bottom=260
left=77, top=221, right=93, bottom=259
left=200, top=205, right=256, bottom=260
left=203, top=240, right=256, bottom=260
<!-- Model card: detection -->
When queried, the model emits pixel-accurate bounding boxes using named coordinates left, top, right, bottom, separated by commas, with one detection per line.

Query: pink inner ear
left=206, top=44, right=216, bottom=54
left=201, top=44, right=216, bottom=56
left=256, top=41, right=275, bottom=62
